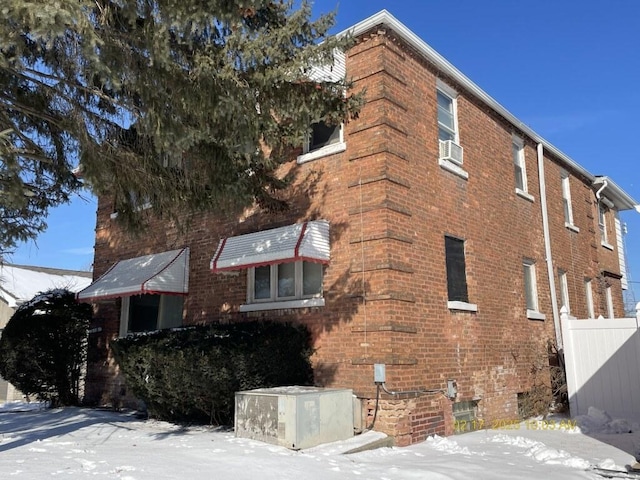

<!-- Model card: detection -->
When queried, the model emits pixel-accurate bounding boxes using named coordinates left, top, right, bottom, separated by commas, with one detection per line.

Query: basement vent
left=235, top=386, right=354, bottom=450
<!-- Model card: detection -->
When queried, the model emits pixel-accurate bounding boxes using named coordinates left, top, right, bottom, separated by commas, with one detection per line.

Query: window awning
left=211, top=220, right=330, bottom=272
left=77, top=248, right=189, bottom=302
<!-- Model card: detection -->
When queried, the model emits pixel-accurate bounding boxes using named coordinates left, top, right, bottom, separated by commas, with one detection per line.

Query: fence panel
left=561, top=308, right=640, bottom=419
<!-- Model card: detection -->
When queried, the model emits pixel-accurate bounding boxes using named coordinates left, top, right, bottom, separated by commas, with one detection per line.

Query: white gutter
left=341, top=10, right=594, bottom=182
left=537, top=143, right=562, bottom=350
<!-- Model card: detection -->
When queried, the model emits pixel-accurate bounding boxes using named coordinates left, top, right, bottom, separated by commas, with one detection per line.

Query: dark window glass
left=129, top=294, right=160, bottom=332
left=310, top=121, right=340, bottom=151
left=445, top=236, right=468, bottom=302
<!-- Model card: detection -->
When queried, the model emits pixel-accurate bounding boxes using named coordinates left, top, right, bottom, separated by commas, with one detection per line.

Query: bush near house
left=0, top=289, right=92, bottom=406
left=111, top=321, right=314, bottom=425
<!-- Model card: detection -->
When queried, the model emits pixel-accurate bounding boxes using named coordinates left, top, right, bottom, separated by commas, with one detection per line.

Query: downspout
left=595, top=179, right=608, bottom=202
left=537, top=143, right=563, bottom=350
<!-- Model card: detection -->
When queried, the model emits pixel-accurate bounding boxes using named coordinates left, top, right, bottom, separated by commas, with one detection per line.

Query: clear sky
left=9, top=0, right=640, bottom=311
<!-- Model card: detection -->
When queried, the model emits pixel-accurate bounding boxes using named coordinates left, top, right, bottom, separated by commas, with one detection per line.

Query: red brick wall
left=84, top=27, right=628, bottom=443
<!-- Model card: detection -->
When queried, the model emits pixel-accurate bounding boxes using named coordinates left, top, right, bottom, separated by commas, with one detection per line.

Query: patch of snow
left=0, top=407, right=637, bottom=479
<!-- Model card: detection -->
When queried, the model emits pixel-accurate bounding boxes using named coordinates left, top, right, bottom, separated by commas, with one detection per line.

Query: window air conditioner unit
left=439, top=139, right=464, bottom=165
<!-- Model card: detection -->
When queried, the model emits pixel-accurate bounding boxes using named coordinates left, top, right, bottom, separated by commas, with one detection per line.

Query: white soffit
left=211, top=220, right=330, bottom=272
left=77, top=248, right=189, bottom=301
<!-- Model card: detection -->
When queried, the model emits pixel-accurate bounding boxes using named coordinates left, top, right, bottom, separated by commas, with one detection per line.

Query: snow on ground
left=1, top=402, right=639, bottom=480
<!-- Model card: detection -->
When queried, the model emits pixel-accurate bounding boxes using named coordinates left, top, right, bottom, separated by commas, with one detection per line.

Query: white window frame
left=241, top=261, right=325, bottom=312
left=119, top=294, right=184, bottom=337
left=523, top=260, right=544, bottom=320
left=437, top=80, right=459, bottom=143
left=598, top=203, right=614, bottom=250
left=558, top=269, right=570, bottom=314
left=297, top=121, right=346, bottom=164
left=561, top=172, right=579, bottom=232
left=584, top=279, right=595, bottom=318
left=513, top=136, right=533, bottom=202
left=437, top=80, right=468, bottom=180
left=605, top=286, right=615, bottom=319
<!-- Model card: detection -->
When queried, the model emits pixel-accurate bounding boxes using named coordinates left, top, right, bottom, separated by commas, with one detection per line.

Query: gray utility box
left=235, top=386, right=353, bottom=450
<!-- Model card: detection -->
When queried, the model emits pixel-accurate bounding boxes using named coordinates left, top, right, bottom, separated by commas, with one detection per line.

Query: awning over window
left=211, top=220, right=330, bottom=272
left=77, top=248, right=189, bottom=302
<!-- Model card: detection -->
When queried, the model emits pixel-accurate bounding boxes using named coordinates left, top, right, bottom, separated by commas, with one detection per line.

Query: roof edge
left=340, top=11, right=600, bottom=182
left=594, top=176, right=639, bottom=211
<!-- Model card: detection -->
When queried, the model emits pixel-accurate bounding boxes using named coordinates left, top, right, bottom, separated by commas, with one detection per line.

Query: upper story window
left=445, top=236, right=477, bottom=312
left=513, top=136, right=533, bottom=201
left=120, top=294, right=183, bottom=336
left=561, top=172, right=579, bottom=232
left=598, top=203, right=614, bottom=250
left=437, top=81, right=467, bottom=180
left=310, top=121, right=341, bottom=151
left=297, top=120, right=346, bottom=164
left=248, top=261, right=323, bottom=304
left=437, top=89, right=457, bottom=143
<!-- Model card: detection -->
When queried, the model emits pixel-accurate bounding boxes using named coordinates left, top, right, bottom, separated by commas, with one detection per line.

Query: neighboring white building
left=0, top=263, right=92, bottom=403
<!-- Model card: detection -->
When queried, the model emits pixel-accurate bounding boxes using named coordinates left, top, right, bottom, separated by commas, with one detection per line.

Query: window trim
left=437, top=87, right=459, bottom=143
left=598, top=203, right=614, bottom=250
left=244, top=260, right=324, bottom=309
left=605, top=286, right=615, bottom=319
left=558, top=269, right=570, bottom=314
left=297, top=122, right=346, bottom=164
left=585, top=278, right=595, bottom=318
left=523, top=259, right=543, bottom=319
left=513, top=136, right=532, bottom=200
left=561, top=172, right=579, bottom=231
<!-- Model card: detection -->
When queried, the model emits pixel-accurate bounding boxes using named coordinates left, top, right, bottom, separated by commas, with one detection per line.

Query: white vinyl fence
left=561, top=304, right=640, bottom=419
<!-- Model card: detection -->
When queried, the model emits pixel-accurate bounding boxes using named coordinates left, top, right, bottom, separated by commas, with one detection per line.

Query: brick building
left=78, top=11, right=638, bottom=445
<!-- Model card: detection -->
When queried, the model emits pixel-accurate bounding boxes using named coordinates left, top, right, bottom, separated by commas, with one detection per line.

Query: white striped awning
left=211, top=221, right=330, bottom=272
left=77, top=248, right=189, bottom=302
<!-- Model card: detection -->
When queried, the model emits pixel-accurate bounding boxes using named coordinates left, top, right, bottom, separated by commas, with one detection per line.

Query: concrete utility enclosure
left=235, top=386, right=354, bottom=450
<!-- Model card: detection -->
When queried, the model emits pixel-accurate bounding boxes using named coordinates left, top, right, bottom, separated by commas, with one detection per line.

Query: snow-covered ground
left=1, top=402, right=639, bottom=479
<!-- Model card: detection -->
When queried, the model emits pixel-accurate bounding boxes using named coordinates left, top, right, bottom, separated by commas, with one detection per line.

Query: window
left=598, top=203, right=613, bottom=249
left=297, top=120, right=346, bottom=164
left=309, top=121, right=341, bottom=151
left=120, top=294, right=184, bottom=336
left=561, top=173, right=578, bottom=231
left=437, top=81, right=467, bottom=180
left=605, top=286, right=615, bottom=319
left=558, top=269, right=570, bottom=314
left=585, top=279, right=595, bottom=318
left=523, top=260, right=543, bottom=319
left=445, top=236, right=476, bottom=311
left=248, top=261, right=323, bottom=304
left=598, top=203, right=607, bottom=241
left=437, top=89, right=458, bottom=143
left=513, top=137, right=533, bottom=201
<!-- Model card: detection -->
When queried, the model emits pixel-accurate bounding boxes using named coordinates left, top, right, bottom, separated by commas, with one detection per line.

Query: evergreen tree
left=0, top=1, right=363, bottom=251
left=0, top=289, right=92, bottom=405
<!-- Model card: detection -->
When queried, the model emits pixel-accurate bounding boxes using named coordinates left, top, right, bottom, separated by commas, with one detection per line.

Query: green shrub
left=111, top=321, right=314, bottom=424
left=0, top=289, right=92, bottom=406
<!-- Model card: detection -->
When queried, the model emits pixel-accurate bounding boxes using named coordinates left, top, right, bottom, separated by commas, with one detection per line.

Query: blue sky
left=9, top=0, right=640, bottom=310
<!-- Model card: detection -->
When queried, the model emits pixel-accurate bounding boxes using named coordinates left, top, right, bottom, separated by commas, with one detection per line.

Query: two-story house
left=78, top=10, right=638, bottom=445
